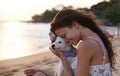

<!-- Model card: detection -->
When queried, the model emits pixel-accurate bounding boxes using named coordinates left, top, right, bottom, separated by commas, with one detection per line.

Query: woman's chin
left=67, top=43, right=72, bottom=46
left=68, top=41, right=78, bottom=46
left=73, top=44, right=77, bottom=46
left=72, top=43, right=77, bottom=46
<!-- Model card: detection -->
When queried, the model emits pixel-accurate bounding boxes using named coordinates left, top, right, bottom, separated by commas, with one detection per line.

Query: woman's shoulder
left=77, top=39, right=101, bottom=55
left=78, top=39, right=100, bottom=51
left=76, top=39, right=100, bottom=65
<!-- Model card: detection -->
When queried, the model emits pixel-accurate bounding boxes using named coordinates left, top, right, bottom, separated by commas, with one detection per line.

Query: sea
left=0, top=22, right=51, bottom=61
left=0, top=22, right=118, bottom=61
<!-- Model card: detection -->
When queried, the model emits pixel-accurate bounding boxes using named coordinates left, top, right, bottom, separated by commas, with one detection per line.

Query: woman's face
left=55, top=25, right=81, bottom=45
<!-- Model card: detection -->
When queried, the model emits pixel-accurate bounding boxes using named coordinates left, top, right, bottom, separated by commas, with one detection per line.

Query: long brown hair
left=50, top=9, right=115, bottom=69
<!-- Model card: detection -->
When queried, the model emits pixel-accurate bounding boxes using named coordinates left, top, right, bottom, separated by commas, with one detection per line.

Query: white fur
left=51, top=37, right=71, bottom=51
left=51, top=37, right=77, bottom=76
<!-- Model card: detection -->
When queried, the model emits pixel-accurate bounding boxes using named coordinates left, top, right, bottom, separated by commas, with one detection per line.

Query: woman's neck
left=80, top=28, right=98, bottom=40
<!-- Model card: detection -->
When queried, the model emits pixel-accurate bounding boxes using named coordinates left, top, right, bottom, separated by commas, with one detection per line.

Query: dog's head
left=51, top=36, right=70, bottom=51
left=51, top=36, right=76, bottom=57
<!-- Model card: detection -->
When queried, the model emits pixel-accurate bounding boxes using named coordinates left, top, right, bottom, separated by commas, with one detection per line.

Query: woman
left=49, top=9, right=115, bottom=76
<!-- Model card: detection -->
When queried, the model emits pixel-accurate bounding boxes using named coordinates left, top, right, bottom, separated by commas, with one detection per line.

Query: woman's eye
left=61, top=35, right=66, bottom=39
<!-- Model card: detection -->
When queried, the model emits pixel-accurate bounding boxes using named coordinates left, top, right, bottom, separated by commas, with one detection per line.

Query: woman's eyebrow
left=55, top=33, right=62, bottom=36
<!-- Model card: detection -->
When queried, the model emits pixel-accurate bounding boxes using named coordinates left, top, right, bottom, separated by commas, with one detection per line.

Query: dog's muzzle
left=51, top=44, right=55, bottom=50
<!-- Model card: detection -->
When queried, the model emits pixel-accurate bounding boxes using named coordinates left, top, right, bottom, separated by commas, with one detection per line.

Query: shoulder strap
left=88, top=37, right=106, bottom=64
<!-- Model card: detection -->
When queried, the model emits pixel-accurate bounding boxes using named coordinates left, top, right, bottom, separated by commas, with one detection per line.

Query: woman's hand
left=24, top=69, right=54, bottom=76
left=24, top=69, right=37, bottom=76
left=49, top=46, right=65, bottom=58
left=49, top=31, right=65, bottom=59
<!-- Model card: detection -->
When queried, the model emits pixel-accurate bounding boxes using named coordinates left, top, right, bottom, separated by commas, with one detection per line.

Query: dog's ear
left=49, top=31, right=57, bottom=43
left=51, top=37, right=57, bottom=43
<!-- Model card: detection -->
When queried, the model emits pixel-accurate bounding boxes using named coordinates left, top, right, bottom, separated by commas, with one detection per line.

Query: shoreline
left=0, top=48, right=57, bottom=67
left=0, top=36, right=120, bottom=76
left=0, top=47, right=50, bottom=62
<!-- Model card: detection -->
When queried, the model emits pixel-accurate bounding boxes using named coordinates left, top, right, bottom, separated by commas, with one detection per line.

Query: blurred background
left=0, top=0, right=119, bottom=61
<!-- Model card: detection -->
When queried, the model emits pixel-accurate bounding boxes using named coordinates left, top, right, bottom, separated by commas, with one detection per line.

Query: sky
left=0, top=0, right=108, bottom=21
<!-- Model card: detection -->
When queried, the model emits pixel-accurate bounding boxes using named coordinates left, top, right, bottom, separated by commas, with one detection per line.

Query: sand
left=0, top=48, right=59, bottom=76
left=0, top=36, right=120, bottom=76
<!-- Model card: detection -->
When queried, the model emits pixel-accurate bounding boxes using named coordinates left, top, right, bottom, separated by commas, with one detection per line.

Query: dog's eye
left=58, top=41, right=62, bottom=43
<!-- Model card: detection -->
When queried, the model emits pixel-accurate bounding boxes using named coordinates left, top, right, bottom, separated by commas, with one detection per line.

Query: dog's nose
left=51, top=44, right=55, bottom=49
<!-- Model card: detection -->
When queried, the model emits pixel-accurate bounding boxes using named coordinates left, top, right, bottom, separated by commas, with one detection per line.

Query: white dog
left=51, top=37, right=77, bottom=76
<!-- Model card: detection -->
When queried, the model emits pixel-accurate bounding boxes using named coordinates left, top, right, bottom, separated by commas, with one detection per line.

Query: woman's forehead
left=55, top=28, right=68, bottom=35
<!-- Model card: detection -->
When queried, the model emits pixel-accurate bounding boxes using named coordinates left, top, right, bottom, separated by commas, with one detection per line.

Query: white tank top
left=88, top=37, right=112, bottom=76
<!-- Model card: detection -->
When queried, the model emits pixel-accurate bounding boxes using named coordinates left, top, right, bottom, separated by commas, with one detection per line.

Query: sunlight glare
left=0, top=22, right=29, bottom=60
left=2, top=44, right=27, bottom=59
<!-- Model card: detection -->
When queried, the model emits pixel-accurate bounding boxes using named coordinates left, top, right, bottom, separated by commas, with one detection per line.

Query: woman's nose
left=65, top=39, right=69, bottom=43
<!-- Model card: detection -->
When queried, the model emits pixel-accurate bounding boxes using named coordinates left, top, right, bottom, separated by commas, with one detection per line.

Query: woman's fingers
left=49, top=46, right=65, bottom=58
left=24, top=69, right=37, bottom=75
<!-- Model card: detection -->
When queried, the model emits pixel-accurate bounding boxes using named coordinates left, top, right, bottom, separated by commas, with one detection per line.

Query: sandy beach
left=0, top=48, right=59, bottom=76
left=0, top=36, right=120, bottom=76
